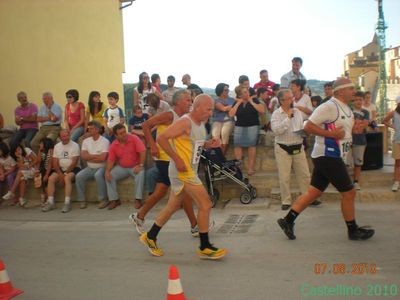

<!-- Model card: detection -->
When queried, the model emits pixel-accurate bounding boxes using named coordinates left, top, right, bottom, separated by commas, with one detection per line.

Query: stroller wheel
left=210, top=188, right=220, bottom=208
left=240, top=191, right=252, bottom=204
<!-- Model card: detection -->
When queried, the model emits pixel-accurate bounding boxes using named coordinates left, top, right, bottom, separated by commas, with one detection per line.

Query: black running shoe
left=310, top=200, right=322, bottom=206
left=348, top=226, right=375, bottom=241
left=277, top=218, right=296, bottom=240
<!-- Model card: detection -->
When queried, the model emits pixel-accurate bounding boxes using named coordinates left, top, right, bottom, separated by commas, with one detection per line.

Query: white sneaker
left=19, top=197, right=28, bottom=207
left=42, top=202, right=56, bottom=212
left=353, top=182, right=361, bottom=190
left=2, top=191, right=15, bottom=200
left=129, top=213, right=145, bottom=234
left=61, top=203, right=71, bottom=213
left=392, top=181, right=399, bottom=192
left=191, top=220, right=216, bottom=237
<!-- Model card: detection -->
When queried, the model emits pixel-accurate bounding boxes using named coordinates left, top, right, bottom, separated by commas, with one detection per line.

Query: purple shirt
left=15, top=103, right=39, bottom=130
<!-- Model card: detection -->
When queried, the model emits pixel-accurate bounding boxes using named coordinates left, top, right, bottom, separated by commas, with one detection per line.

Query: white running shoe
left=129, top=212, right=145, bottom=234
left=191, top=220, right=216, bottom=237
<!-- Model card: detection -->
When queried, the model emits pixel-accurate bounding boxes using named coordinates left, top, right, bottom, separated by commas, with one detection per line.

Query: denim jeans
left=75, top=167, right=106, bottom=202
left=106, top=165, right=145, bottom=201
left=70, top=127, right=85, bottom=142
left=9, top=128, right=38, bottom=151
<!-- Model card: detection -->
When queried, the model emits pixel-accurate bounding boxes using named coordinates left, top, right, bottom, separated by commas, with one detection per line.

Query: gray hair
left=277, top=89, right=291, bottom=104
left=42, top=92, right=53, bottom=99
left=172, top=89, right=190, bottom=106
left=17, top=91, right=27, bottom=98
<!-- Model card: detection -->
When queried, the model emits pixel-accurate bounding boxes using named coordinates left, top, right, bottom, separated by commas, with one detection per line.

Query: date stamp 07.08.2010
left=299, top=263, right=398, bottom=298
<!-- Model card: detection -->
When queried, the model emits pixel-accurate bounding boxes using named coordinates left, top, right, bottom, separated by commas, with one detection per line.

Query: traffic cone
left=0, top=259, right=23, bottom=300
left=166, top=265, right=186, bottom=300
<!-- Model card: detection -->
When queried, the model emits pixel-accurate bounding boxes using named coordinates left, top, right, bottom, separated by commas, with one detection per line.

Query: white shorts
left=21, top=168, right=35, bottom=180
left=352, top=145, right=366, bottom=166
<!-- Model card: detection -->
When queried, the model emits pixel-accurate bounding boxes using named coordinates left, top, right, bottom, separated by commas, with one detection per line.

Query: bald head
left=191, top=94, right=214, bottom=123
left=193, top=94, right=213, bottom=109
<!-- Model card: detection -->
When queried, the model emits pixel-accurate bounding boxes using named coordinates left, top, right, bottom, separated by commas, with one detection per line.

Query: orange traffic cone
left=0, top=259, right=23, bottom=300
left=166, top=265, right=186, bottom=300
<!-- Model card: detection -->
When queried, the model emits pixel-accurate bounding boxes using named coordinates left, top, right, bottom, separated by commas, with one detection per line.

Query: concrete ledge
left=22, top=177, right=136, bottom=203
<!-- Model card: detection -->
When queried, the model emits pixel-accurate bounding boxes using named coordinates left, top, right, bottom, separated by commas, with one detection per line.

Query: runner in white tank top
left=277, top=78, right=374, bottom=242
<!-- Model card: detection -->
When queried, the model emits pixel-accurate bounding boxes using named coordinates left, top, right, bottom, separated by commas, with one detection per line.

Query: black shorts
left=155, top=160, right=170, bottom=186
left=311, top=156, right=353, bottom=193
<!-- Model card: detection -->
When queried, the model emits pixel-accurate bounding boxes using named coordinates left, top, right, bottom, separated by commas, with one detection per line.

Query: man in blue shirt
left=280, top=57, right=307, bottom=89
left=30, top=92, right=63, bottom=153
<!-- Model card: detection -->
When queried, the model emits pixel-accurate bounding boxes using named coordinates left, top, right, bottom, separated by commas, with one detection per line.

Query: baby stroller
left=200, top=147, right=257, bottom=207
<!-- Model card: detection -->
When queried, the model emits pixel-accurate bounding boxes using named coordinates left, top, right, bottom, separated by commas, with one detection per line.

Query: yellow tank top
left=86, top=105, right=106, bottom=127
left=156, top=110, right=178, bottom=161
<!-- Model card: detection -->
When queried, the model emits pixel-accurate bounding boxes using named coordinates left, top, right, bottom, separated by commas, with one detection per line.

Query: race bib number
left=341, top=139, right=352, bottom=158
left=192, top=140, right=205, bottom=165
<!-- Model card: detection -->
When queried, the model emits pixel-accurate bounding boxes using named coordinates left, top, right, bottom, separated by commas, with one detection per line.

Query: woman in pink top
left=64, top=89, right=85, bottom=142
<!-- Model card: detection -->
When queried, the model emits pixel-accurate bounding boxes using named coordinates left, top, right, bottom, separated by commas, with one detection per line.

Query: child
left=256, top=88, right=269, bottom=131
left=268, top=84, right=280, bottom=112
left=362, top=91, right=377, bottom=122
left=0, top=142, right=17, bottom=201
left=352, top=91, right=370, bottom=190
left=35, top=138, right=54, bottom=206
left=311, top=95, right=323, bottom=110
left=128, top=105, right=149, bottom=141
left=3, top=145, right=37, bottom=206
left=102, top=91, right=125, bottom=142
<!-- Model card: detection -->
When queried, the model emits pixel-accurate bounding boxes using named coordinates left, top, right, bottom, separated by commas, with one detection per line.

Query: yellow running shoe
left=140, top=233, right=164, bottom=257
left=197, top=246, right=227, bottom=260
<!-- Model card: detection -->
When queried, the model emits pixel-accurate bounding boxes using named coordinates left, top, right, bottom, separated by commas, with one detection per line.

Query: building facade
left=0, top=0, right=126, bottom=125
left=343, top=34, right=379, bottom=92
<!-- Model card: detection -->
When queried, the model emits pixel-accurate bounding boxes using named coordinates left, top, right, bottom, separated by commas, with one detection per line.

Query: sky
left=121, top=0, right=400, bottom=89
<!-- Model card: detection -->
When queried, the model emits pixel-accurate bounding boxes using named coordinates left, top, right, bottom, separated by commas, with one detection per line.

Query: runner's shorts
left=155, top=160, right=170, bottom=186
left=311, top=156, right=353, bottom=193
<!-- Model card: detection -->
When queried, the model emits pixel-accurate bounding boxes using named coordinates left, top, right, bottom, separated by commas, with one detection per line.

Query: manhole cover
left=217, top=214, right=258, bottom=234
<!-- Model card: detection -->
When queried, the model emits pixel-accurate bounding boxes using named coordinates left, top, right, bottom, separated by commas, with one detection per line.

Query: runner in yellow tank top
left=140, top=94, right=227, bottom=260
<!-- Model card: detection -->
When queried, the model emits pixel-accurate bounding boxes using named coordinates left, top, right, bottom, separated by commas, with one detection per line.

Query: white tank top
left=309, top=98, right=354, bottom=160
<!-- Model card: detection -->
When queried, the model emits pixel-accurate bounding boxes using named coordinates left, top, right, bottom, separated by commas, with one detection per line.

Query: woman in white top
left=290, top=79, right=313, bottom=121
left=133, top=72, right=161, bottom=114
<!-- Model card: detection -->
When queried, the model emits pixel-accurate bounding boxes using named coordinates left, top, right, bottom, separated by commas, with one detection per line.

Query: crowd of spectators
left=0, top=56, right=390, bottom=213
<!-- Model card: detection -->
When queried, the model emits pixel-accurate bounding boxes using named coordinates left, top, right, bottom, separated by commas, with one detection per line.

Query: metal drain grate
left=217, top=214, right=258, bottom=234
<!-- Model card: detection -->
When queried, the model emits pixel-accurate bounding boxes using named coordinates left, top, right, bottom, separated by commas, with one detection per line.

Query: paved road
left=0, top=201, right=399, bottom=300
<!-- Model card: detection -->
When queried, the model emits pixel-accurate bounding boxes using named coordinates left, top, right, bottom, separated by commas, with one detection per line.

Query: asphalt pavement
left=0, top=200, right=399, bottom=300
